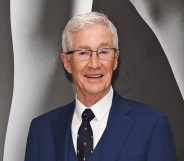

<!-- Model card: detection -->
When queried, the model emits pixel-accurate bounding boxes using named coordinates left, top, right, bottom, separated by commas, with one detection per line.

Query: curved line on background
left=129, top=0, right=184, bottom=99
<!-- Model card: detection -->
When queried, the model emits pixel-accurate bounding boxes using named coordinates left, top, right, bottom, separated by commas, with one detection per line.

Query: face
left=61, top=24, right=119, bottom=101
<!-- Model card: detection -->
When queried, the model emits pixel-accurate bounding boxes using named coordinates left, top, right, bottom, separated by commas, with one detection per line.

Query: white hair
left=62, top=12, right=119, bottom=52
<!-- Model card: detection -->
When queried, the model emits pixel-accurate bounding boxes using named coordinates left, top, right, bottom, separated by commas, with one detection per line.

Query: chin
left=84, top=85, right=109, bottom=95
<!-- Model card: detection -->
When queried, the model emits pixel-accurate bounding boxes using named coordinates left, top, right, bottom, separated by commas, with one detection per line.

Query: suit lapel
left=89, top=91, right=135, bottom=161
left=51, top=101, right=76, bottom=161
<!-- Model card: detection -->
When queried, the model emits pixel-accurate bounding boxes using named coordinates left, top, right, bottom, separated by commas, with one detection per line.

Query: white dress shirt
left=71, top=87, right=113, bottom=153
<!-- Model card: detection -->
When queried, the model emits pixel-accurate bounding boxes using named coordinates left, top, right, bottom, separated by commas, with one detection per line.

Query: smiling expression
left=61, top=24, right=119, bottom=105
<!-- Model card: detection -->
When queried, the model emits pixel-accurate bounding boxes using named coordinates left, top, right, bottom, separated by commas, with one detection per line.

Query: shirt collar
left=75, top=87, right=113, bottom=122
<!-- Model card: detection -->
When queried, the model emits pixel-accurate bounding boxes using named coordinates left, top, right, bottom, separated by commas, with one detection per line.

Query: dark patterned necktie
left=77, top=109, right=95, bottom=161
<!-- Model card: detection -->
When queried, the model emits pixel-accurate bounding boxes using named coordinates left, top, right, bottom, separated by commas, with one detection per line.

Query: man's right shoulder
left=31, top=100, right=75, bottom=125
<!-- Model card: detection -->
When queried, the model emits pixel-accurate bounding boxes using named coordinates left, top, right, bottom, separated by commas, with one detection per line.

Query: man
left=25, top=12, right=176, bottom=161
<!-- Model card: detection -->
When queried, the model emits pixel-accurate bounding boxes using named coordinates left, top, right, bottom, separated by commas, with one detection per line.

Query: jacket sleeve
left=147, top=114, right=177, bottom=161
left=24, top=119, right=38, bottom=161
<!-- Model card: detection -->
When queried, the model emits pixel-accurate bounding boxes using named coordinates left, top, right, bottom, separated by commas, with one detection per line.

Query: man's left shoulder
left=113, top=90, right=167, bottom=120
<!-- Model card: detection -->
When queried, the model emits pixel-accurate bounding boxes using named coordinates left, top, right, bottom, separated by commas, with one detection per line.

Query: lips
left=85, top=74, right=103, bottom=78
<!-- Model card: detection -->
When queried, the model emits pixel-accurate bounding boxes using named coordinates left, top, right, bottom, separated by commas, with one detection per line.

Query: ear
left=61, top=53, right=72, bottom=73
left=113, top=51, right=119, bottom=70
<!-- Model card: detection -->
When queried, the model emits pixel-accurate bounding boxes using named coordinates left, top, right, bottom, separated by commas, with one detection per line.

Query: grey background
left=0, top=0, right=14, bottom=160
left=129, top=0, right=184, bottom=99
left=0, top=0, right=183, bottom=160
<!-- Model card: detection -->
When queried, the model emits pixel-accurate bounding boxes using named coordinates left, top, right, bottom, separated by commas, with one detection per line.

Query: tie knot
left=82, top=109, right=95, bottom=122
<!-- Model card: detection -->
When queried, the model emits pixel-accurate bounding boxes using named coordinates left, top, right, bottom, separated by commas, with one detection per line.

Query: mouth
left=84, top=74, right=103, bottom=79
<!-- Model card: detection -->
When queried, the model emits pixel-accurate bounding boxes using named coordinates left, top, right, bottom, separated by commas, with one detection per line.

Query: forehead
left=71, top=24, right=114, bottom=49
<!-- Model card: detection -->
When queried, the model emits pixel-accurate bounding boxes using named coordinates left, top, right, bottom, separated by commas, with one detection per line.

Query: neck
left=76, top=87, right=111, bottom=107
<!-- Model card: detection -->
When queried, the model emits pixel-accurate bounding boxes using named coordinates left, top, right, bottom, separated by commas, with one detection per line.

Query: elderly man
left=25, top=12, right=176, bottom=161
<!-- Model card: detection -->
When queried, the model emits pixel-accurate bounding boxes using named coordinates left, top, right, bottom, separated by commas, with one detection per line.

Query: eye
left=77, top=50, right=90, bottom=55
left=99, top=49, right=109, bottom=54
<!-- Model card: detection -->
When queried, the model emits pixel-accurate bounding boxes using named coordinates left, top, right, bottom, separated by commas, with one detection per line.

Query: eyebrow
left=77, top=43, right=111, bottom=50
left=99, top=42, right=111, bottom=47
left=77, top=45, right=91, bottom=49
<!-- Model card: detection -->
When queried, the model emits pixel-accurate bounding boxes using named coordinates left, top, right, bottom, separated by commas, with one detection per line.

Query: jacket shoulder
left=113, top=91, right=165, bottom=119
left=31, top=100, right=75, bottom=124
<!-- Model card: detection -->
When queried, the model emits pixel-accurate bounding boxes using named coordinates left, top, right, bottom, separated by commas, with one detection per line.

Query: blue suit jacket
left=25, top=91, right=176, bottom=161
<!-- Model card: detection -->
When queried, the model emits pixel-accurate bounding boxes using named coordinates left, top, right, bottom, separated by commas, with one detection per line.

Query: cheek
left=71, top=62, right=86, bottom=78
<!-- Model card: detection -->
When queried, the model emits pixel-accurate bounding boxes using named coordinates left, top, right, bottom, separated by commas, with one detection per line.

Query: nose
left=87, top=51, right=101, bottom=69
